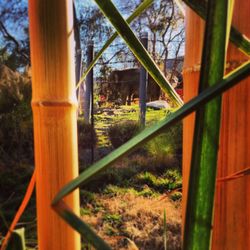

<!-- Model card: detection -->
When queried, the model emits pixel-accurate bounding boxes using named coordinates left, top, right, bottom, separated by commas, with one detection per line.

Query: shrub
left=77, top=119, right=97, bottom=149
left=145, top=122, right=182, bottom=168
left=0, top=70, right=33, bottom=166
left=108, top=121, right=140, bottom=148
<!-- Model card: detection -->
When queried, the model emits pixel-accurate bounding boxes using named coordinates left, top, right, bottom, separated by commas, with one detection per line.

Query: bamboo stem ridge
left=183, top=0, right=229, bottom=247
left=183, top=0, right=250, bottom=249
left=28, top=1, right=80, bottom=249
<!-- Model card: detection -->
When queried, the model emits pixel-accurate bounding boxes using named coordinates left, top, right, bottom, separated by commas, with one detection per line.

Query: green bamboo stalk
left=53, top=60, right=250, bottom=204
left=183, top=0, right=233, bottom=249
left=76, top=0, right=154, bottom=90
left=183, top=0, right=250, bottom=56
left=92, top=0, right=183, bottom=107
left=52, top=61, right=250, bottom=248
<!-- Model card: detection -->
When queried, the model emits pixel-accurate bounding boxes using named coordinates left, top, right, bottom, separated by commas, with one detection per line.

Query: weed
left=80, top=190, right=96, bottom=205
left=138, top=186, right=159, bottom=198
left=104, top=185, right=137, bottom=197
left=103, top=213, right=122, bottom=227
left=170, top=192, right=182, bottom=202
left=103, top=224, right=119, bottom=236
left=136, top=172, right=169, bottom=192
left=80, top=208, right=92, bottom=216
left=108, top=121, right=140, bottom=148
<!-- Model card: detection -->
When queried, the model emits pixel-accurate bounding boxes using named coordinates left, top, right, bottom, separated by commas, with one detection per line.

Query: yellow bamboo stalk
left=28, top=1, right=80, bottom=249
left=183, top=2, right=250, bottom=249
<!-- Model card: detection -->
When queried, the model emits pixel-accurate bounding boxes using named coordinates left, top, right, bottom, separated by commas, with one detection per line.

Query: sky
left=0, top=0, right=185, bottom=72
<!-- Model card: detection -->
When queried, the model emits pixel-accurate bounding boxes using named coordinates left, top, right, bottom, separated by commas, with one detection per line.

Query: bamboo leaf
left=1, top=170, right=36, bottom=250
left=76, top=0, right=154, bottom=90
left=183, top=0, right=250, bottom=56
left=183, top=0, right=233, bottom=249
left=52, top=61, right=250, bottom=204
left=91, top=0, right=183, bottom=107
left=5, top=228, right=26, bottom=250
left=217, top=167, right=250, bottom=182
left=52, top=61, right=249, bottom=249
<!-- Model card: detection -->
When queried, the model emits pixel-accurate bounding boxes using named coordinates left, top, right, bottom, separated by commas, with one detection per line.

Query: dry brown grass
left=82, top=193, right=181, bottom=250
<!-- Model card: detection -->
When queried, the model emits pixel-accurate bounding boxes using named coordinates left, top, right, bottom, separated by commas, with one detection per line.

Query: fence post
left=84, top=41, right=95, bottom=162
left=28, top=0, right=80, bottom=249
left=139, top=32, right=148, bottom=127
left=84, top=41, right=94, bottom=125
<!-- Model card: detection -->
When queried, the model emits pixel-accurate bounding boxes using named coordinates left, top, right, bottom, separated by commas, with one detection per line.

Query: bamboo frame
left=28, top=0, right=80, bottom=249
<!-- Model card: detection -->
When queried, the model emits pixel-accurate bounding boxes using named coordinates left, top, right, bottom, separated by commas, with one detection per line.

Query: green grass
left=93, top=105, right=172, bottom=148
left=103, top=213, right=122, bottom=226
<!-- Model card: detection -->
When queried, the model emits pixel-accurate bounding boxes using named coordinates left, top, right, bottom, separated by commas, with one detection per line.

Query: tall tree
left=0, top=0, right=30, bottom=70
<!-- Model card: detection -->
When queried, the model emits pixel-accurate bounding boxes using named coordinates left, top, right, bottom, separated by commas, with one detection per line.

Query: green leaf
left=53, top=201, right=111, bottom=250
left=183, top=0, right=233, bottom=249
left=53, top=61, right=250, bottom=205
left=183, top=0, right=250, bottom=56
left=6, top=228, right=26, bottom=250
left=91, top=0, right=183, bottom=107
left=52, top=61, right=249, bottom=249
left=76, top=0, right=154, bottom=90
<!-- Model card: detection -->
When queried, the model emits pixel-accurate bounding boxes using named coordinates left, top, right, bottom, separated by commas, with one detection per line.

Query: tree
left=0, top=0, right=30, bottom=70
left=75, top=0, right=184, bottom=89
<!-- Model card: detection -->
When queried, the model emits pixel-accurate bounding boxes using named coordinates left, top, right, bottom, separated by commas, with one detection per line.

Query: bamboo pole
left=212, top=1, right=250, bottom=248
left=28, top=1, right=81, bottom=249
left=183, top=2, right=250, bottom=249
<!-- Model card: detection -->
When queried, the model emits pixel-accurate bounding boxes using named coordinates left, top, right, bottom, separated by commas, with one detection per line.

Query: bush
left=145, top=122, right=182, bottom=168
left=0, top=70, right=33, bottom=166
left=77, top=119, right=97, bottom=149
left=108, top=121, right=140, bottom=148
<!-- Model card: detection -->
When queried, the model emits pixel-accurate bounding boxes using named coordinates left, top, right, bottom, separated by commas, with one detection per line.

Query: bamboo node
left=183, top=59, right=249, bottom=73
left=32, top=100, right=78, bottom=108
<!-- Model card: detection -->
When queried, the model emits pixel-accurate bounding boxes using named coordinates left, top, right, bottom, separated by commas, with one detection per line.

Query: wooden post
left=139, top=32, right=148, bottom=127
left=183, top=3, right=250, bottom=249
left=28, top=1, right=81, bottom=249
left=84, top=41, right=94, bottom=125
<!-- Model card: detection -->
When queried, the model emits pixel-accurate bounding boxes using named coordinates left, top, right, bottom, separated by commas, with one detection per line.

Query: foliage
left=5, top=228, right=26, bottom=250
left=145, top=121, right=182, bottom=167
left=0, top=0, right=30, bottom=70
left=0, top=164, right=35, bottom=236
left=107, top=121, right=140, bottom=148
left=78, top=119, right=97, bottom=149
left=0, top=65, right=33, bottom=166
left=103, top=213, right=122, bottom=226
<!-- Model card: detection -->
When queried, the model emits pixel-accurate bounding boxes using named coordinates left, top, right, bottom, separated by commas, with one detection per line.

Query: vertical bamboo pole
left=28, top=1, right=81, bottom=250
left=212, top=1, right=250, bottom=249
left=182, top=9, right=204, bottom=233
left=183, top=2, right=250, bottom=249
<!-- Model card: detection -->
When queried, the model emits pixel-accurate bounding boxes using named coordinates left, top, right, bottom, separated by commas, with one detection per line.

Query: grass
left=1, top=104, right=182, bottom=249
left=93, top=104, right=173, bottom=148
left=80, top=191, right=181, bottom=249
left=77, top=104, right=182, bottom=248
